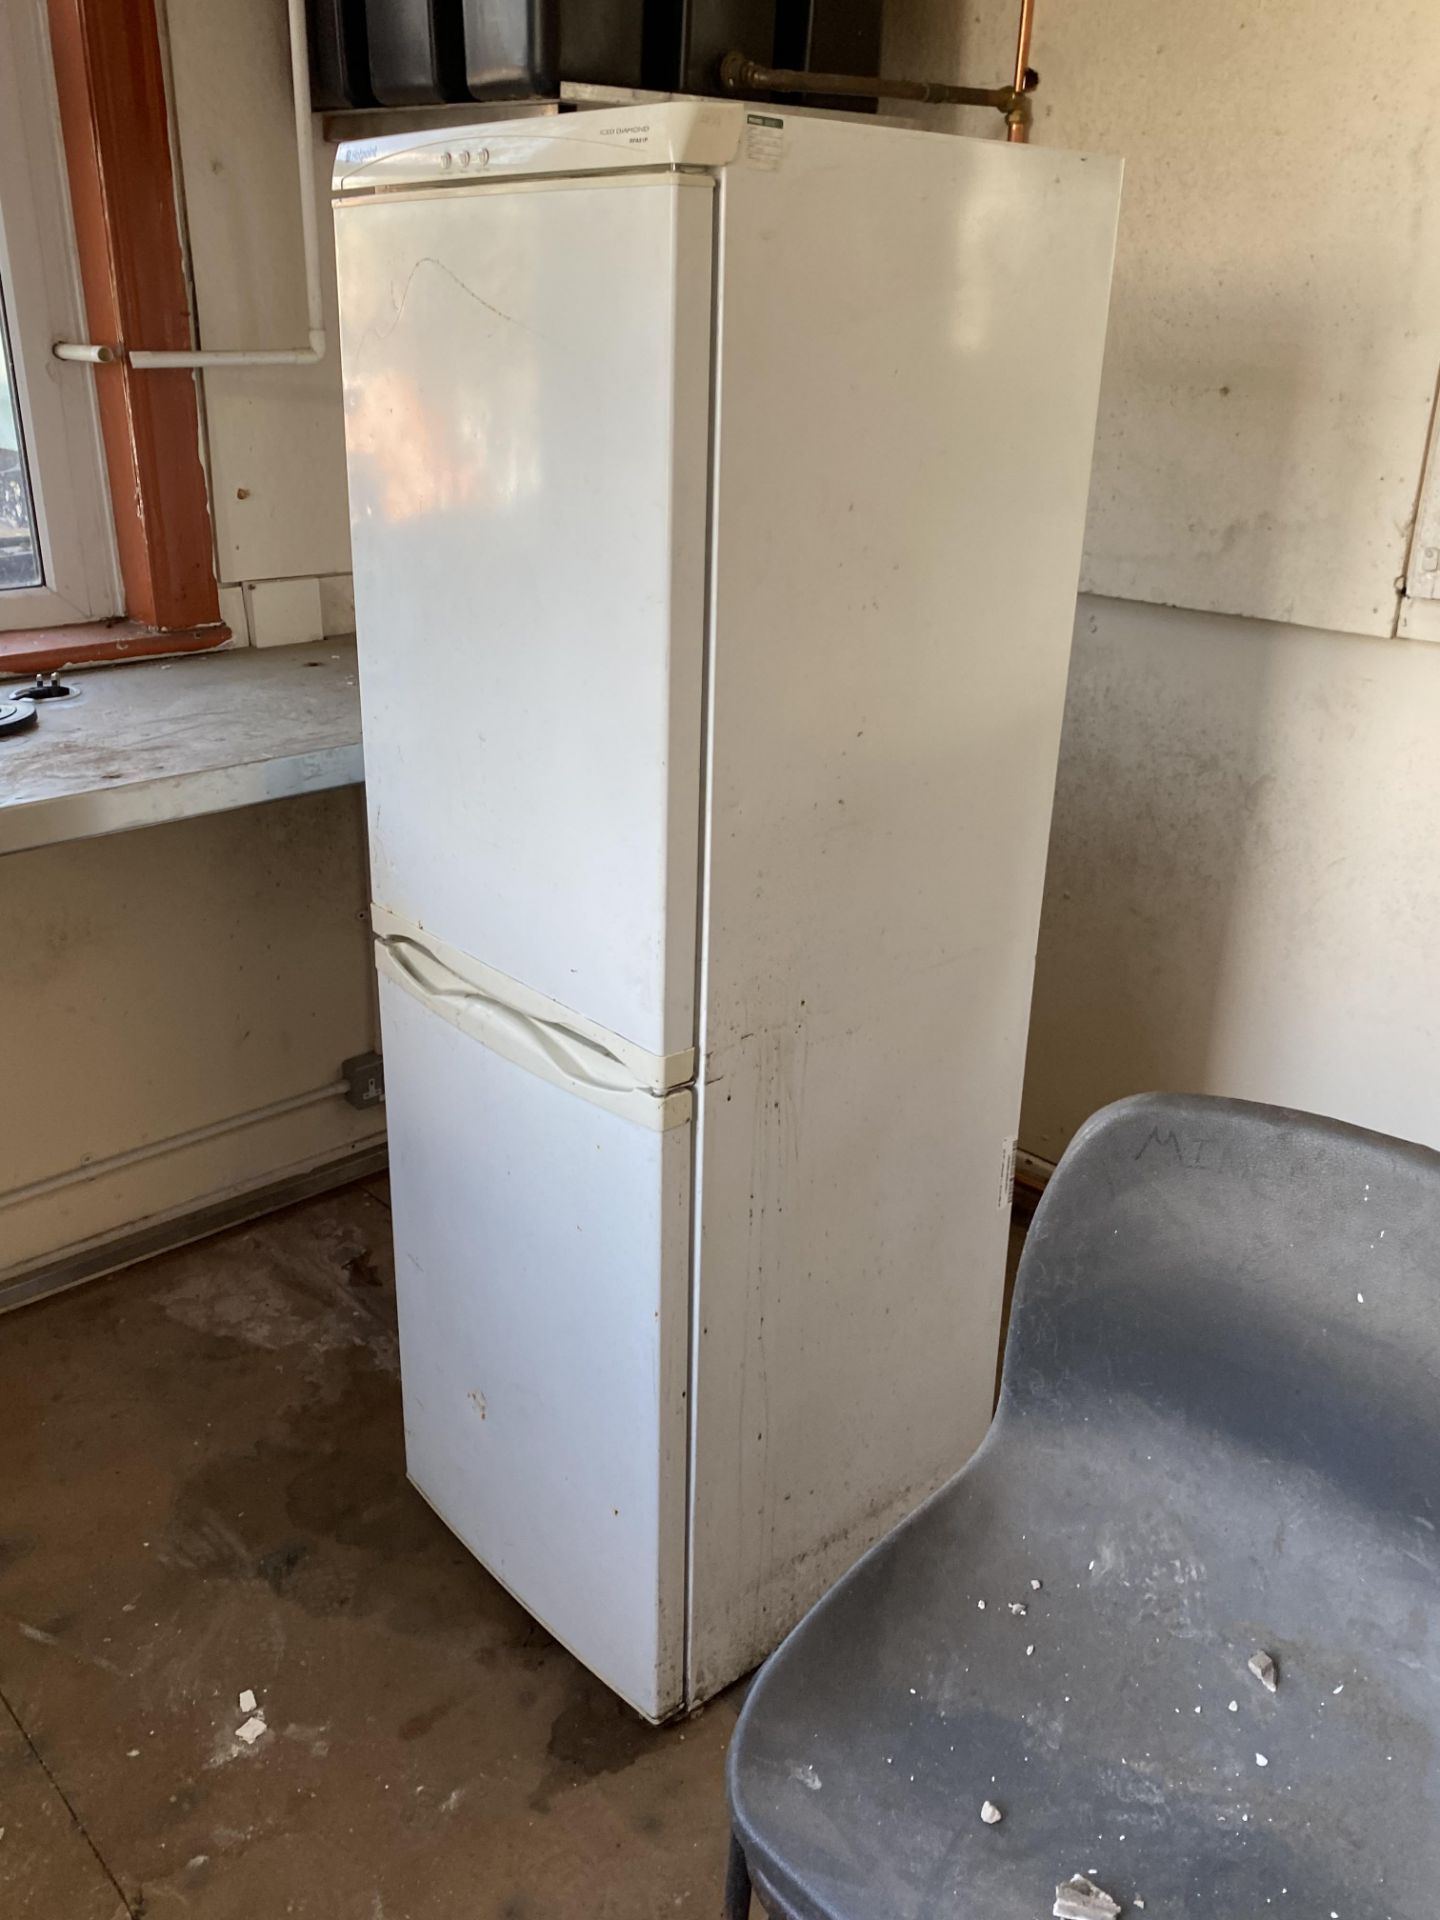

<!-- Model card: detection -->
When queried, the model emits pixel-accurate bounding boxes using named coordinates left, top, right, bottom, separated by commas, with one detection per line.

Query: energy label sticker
left=745, top=113, right=785, bottom=170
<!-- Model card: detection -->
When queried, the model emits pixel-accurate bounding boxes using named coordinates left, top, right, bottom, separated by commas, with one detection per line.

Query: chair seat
left=728, top=1094, right=1440, bottom=1920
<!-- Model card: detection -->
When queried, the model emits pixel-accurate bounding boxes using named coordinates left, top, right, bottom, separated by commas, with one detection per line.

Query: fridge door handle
left=375, top=932, right=693, bottom=1131
left=380, top=934, right=644, bottom=1094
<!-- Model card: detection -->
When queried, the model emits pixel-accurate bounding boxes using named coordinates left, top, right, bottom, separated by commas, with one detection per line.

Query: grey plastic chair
left=725, top=1092, right=1440, bottom=1919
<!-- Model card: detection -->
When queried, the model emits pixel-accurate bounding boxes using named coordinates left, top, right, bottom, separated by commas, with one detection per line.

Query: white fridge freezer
left=333, top=101, right=1120, bottom=1720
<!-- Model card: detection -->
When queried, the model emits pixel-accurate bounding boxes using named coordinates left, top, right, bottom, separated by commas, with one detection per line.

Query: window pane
left=0, top=281, right=41, bottom=591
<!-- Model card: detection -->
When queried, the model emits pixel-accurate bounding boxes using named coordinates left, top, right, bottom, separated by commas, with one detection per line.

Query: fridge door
left=378, top=965, right=692, bottom=1721
left=335, top=172, right=714, bottom=1064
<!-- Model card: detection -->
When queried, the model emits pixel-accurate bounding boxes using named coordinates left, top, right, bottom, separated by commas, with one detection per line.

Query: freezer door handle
left=381, top=933, right=640, bottom=1092
left=375, top=931, right=694, bottom=1131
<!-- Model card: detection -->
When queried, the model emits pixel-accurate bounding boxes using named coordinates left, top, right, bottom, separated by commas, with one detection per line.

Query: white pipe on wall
left=52, top=341, right=118, bottom=363
left=0, top=1079, right=351, bottom=1210
left=129, top=0, right=327, bottom=370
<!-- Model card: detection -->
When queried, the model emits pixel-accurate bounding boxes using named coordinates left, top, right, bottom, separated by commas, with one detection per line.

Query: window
left=0, top=0, right=119, bottom=633
left=0, top=293, right=41, bottom=590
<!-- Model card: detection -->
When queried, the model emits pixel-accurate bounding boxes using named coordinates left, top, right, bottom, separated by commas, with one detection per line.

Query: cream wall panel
left=887, top=0, right=1440, bottom=638
left=1021, top=597, right=1440, bottom=1160
left=0, top=791, right=379, bottom=1275
left=163, top=0, right=352, bottom=584
left=245, top=576, right=325, bottom=648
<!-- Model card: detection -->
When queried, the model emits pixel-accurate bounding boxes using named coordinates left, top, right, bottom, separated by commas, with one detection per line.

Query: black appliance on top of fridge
left=307, top=0, right=883, bottom=110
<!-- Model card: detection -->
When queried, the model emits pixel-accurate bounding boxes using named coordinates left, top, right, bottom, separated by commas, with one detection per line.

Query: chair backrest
left=1002, top=1093, right=1440, bottom=1527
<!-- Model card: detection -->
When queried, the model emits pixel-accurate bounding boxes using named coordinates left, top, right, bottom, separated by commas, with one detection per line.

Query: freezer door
left=378, top=970, right=692, bottom=1721
left=336, top=173, right=714, bottom=1063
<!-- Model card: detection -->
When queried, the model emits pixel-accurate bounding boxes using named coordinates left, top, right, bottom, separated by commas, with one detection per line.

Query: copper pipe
left=1007, top=0, right=1036, bottom=141
left=718, top=50, right=1023, bottom=115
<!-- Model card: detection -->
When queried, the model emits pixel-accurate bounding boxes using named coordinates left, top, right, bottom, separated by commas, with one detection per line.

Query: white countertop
left=0, top=640, right=364, bottom=856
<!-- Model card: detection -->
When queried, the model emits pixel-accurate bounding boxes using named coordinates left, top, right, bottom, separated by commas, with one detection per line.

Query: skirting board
left=4, top=1133, right=1043, bottom=1314
left=0, top=1141, right=388, bottom=1316
left=1015, top=1148, right=1056, bottom=1197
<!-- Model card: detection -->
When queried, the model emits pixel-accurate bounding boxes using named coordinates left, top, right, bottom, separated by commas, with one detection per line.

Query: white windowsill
left=0, top=638, right=363, bottom=856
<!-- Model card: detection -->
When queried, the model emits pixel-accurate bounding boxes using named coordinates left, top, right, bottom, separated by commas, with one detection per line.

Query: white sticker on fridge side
left=998, top=1135, right=1018, bottom=1210
left=745, top=114, right=785, bottom=171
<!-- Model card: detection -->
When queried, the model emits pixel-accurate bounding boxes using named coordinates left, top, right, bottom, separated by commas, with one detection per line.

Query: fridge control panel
left=334, top=102, right=744, bottom=196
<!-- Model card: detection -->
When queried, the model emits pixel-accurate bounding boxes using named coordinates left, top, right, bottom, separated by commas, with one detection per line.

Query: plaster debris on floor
left=1248, top=1650, right=1279, bottom=1692
left=980, top=1799, right=1003, bottom=1824
left=1053, top=1872, right=1123, bottom=1919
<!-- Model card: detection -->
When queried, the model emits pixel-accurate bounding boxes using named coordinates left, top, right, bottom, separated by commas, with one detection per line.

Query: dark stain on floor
left=533, top=1671, right=658, bottom=1812
left=0, top=1176, right=738, bottom=1918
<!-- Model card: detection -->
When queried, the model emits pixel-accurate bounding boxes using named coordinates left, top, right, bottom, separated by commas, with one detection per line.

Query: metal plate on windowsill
left=9, top=671, right=78, bottom=702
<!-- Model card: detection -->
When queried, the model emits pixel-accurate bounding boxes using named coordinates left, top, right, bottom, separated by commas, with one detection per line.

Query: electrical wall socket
left=343, top=1051, right=385, bottom=1109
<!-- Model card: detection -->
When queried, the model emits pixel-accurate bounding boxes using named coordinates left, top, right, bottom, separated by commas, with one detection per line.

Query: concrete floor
left=0, top=1178, right=738, bottom=1919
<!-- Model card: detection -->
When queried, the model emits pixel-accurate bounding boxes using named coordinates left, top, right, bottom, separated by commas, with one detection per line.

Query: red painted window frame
left=0, top=0, right=229, bottom=672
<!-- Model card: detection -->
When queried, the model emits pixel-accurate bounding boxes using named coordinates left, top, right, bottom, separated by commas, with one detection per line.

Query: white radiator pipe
left=52, top=341, right=118, bottom=364
left=129, top=0, right=326, bottom=370
left=0, top=1079, right=350, bottom=1209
